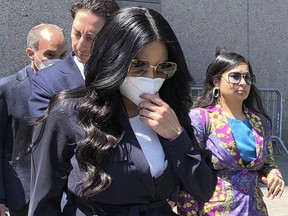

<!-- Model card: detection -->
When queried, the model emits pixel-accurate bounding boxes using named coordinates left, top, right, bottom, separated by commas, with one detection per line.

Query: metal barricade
left=190, top=85, right=288, bottom=155
left=260, top=88, right=288, bottom=154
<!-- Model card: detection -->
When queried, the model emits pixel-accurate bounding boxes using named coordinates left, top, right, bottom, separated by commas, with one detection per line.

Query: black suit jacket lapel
left=115, top=101, right=155, bottom=196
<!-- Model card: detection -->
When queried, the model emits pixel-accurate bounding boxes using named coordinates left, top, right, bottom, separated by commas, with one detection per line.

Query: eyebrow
left=72, top=27, right=97, bottom=37
left=86, top=32, right=97, bottom=37
left=43, top=49, right=67, bottom=56
left=60, top=50, right=67, bottom=57
left=42, top=49, right=54, bottom=54
left=228, top=71, right=250, bottom=73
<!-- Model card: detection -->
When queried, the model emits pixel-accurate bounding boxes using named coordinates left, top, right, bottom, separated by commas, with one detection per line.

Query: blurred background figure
left=28, top=0, right=120, bottom=119
left=0, top=23, right=66, bottom=216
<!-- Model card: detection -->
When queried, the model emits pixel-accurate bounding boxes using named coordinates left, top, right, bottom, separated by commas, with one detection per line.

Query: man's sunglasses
left=129, top=59, right=177, bottom=79
left=222, top=72, right=256, bottom=85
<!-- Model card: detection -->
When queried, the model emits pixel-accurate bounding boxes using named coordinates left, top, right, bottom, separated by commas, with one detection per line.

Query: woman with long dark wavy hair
left=28, top=6, right=216, bottom=216
left=178, top=53, right=285, bottom=215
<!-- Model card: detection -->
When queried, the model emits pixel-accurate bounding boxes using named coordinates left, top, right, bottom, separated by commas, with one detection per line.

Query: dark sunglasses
left=223, top=72, right=256, bottom=85
left=129, top=59, right=177, bottom=79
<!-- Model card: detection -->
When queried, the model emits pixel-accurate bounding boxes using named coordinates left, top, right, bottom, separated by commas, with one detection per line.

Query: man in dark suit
left=0, top=23, right=67, bottom=216
left=28, top=0, right=120, bottom=119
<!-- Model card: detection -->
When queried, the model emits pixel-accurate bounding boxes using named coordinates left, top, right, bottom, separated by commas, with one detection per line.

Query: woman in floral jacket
left=178, top=52, right=285, bottom=216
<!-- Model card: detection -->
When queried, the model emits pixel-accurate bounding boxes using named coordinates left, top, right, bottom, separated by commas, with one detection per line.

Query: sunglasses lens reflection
left=129, top=59, right=177, bottom=78
left=129, top=59, right=150, bottom=76
left=156, top=62, right=177, bottom=78
left=228, top=72, right=255, bottom=85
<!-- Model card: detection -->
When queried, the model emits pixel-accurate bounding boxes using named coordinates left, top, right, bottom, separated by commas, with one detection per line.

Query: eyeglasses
left=128, top=59, right=177, bottom=79
left=222, top=72, right=256, bottom=85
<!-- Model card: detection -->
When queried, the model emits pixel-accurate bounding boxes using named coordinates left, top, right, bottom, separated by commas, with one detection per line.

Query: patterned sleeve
left=189, top=108, right=207, bottom=149
left=259, top=116, right=281, bottom=178
left=259, top=139, right=281, bottom=177
left=176, top=108, right=215, bottom=214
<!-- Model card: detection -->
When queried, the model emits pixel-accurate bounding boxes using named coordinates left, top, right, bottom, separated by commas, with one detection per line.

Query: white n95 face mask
left=120, top=76, right=165, bottom=105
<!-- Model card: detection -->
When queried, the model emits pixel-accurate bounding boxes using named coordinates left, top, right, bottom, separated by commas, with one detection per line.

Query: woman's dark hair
left=193, top=52, right=271, bottom=124
left=41, top=6, right=194, bottom=197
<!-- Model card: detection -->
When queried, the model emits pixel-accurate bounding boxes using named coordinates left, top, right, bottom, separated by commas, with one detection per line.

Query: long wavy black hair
left=40, top=6, right=194, bottom=197
left=193, top=52, right=271, bottom=124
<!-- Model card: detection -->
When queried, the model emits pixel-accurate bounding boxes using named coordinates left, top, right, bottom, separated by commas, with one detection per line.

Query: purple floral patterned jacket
left=178, top=104, right=281, bottom=216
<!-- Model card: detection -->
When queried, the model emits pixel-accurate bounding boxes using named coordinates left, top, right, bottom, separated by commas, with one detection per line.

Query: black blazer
left=29, top=98, right=217, bottom=216
left=0, top=66, right=34, bottom=210
left=28, top=52, right=84, bottom=119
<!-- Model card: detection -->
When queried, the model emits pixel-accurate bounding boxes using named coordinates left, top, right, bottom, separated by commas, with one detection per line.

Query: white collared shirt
left=73, top=56, right=85, bottom=80
left=129, top=115, right=167, bottom=178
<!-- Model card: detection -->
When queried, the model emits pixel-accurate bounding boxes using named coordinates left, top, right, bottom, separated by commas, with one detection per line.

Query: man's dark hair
left=71, top=0, right=119, bottom=19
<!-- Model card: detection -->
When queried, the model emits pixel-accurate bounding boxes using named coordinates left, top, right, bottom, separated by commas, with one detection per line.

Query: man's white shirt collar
left=73, top=56, right=85, bottom=80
